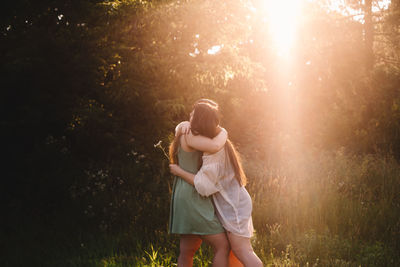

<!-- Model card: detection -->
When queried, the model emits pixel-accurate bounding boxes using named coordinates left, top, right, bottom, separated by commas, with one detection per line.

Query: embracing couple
left=168, top=99, right=263, bottom=267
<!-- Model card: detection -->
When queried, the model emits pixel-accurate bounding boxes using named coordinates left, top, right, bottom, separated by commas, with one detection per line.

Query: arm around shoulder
left=186, top=127, right=227, bottom=153
left=175, top=121, right=190, bottom=136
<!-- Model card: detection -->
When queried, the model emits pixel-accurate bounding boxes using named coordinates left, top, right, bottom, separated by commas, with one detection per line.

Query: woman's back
left=193, top=147, right=254, bottom=238
left=169, top=139, right=224, bottom=235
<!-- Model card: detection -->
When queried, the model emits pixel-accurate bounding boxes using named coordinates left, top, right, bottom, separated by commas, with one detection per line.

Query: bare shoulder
left=180, top=134, right=196, bottom=152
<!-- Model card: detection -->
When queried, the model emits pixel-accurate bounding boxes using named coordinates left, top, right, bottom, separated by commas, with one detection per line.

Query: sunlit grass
left=5, top=151, right=399, bottom=266
left=245, top=149, right=400, bottom=267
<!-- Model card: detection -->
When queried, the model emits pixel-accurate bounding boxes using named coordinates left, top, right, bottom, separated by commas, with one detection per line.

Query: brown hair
left=169, top=99, right=247, bottom=186
left=190, top=102, right=220, bottom=139
left=195, top=98, right=218, bottom=108
left=224, top=140, right=247, bottom=186
left=169, top=99, right=216, bottom=164
left=191, top=100, right=247, bottom=186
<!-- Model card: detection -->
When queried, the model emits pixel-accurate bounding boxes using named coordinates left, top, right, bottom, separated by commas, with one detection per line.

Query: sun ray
left=257, top=0, right=302, bottom=57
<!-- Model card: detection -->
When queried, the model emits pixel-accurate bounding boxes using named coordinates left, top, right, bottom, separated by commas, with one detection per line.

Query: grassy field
left=4, top=151, right=400, bottom=266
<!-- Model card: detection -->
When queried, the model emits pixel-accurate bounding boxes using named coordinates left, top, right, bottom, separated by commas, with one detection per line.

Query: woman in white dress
left=170, top=100, right=263, bottom=267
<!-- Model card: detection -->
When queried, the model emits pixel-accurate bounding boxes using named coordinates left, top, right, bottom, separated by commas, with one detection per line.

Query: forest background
left=1, top=0, right=400, bottom=266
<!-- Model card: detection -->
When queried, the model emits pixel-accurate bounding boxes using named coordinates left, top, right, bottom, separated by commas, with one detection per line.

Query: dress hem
left=169, top=230, right=226, bottom=235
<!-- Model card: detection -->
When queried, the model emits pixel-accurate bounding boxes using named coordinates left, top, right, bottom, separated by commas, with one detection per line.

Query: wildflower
left=154, top=140, right=169, bottom=160
left=154, top=140, right=162, bottom=148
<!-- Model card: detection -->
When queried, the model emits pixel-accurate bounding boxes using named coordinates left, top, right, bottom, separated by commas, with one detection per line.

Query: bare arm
left=175, top=121, right=191, bottom=136
left=169, top=163, right=220, bottom=197
left=169, top=164, right=195, bottom=185
left=185, top=127, right=227, bottom=153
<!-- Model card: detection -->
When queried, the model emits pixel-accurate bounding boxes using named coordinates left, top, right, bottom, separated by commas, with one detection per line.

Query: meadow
left=5, top=150, right=399, bottom=266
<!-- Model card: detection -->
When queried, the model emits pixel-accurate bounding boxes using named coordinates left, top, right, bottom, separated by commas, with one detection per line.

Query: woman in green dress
left=170, top=101, right=263, bottom=267
left=169, top=99, right=231, bottom=267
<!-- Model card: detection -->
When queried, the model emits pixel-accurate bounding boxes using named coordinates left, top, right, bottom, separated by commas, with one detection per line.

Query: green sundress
left=169, top=147, right=224, bottom=235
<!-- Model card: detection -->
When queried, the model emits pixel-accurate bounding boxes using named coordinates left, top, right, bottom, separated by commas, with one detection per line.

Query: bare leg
left=202, top=233, right=230, bottom=267
left=178, top=234, right=202, bottom=267
left=227, top=232, right=263, bottom=267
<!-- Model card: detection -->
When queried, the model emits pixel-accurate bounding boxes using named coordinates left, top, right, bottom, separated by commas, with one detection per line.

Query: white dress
left=193, top=147, right=254, bottom=238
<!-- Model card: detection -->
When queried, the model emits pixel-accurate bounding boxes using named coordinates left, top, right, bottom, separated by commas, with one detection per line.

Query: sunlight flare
left=258, top=0, right=302, bottom=56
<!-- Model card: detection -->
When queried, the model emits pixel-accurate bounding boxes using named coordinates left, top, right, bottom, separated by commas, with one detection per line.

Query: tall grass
left=246, top=149, right=400, bottom=266
left=5, top=151, right=399, bottom=266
